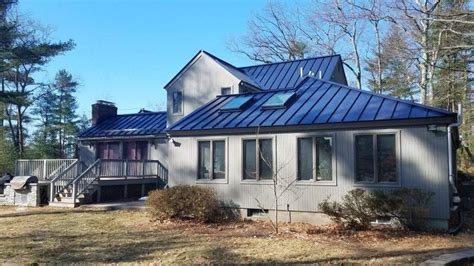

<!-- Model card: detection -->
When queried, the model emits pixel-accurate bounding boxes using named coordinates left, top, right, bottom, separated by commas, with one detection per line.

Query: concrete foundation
left=237, top=208, right=449, bottom=230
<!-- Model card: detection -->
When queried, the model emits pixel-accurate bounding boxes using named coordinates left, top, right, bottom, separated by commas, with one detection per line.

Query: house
left=8, top=50, right=460, bottom=230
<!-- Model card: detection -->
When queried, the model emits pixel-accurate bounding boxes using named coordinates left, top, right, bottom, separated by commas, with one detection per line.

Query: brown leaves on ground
left=0, top=206, right=473, bottom=264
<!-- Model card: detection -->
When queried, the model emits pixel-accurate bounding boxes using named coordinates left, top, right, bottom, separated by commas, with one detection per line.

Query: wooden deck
left=15, top=159, right=168, bottom=206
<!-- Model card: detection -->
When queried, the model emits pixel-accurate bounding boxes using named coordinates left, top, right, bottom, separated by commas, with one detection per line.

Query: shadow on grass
left=0, top=209, right=107, bottom=218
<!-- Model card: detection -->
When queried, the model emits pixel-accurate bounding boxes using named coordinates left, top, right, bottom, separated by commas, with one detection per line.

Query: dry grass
left=0, top=206, right=473, bottom=264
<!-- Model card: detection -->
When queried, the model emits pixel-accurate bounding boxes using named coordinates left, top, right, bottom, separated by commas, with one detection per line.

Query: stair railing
left=157, top=160, right=168, bottom=185
left=50, top=160, right=80, bottom=201
left=72, top=159, right=102, bottom=203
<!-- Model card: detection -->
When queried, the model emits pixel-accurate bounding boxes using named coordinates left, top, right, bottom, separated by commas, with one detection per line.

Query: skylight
left=262, top=91, right=296, bottom=109
left=221, top=95, right=253, bottom=111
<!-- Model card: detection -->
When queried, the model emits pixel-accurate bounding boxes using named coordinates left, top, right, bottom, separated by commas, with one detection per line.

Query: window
left=243, top=139, right=273, bottom=180
left=172, top=91, right=183, bottom=114
left=97, top=142, right=120, bottom=159
left=221, top=87, right=231, bottom=95
left=123, top=141, right=148, bottom=160
left=355, top=134, right=397, bottom=183
left=262, top=91, right=295, bottom=109
left=297, top=136, right=334, bottom=181
left=221, top=95, right=253, bottom=111
left=198, top=140, right=226, bottom=180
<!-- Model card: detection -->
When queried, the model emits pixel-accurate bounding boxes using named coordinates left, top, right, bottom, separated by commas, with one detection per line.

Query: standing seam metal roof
left=168, top=77, right=455, bottom=132
left=78, top=111, right=167, bottom=138
left=238, top=55, right=342, bottom=90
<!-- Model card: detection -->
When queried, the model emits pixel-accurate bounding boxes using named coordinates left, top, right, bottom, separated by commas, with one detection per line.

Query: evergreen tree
left=30, top=70, right=79, bottom=159
left=54, top=69, right=79, bottom=158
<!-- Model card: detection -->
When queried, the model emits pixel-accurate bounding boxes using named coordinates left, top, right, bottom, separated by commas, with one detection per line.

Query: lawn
left=0, top=206, right=473, bottom=264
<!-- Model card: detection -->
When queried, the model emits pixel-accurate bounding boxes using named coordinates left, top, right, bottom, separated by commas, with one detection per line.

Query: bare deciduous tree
left=393, top=0, right=474, bottom=104
left=227, top=1, right=309, bottom=63
left=253, top=128, right=301, bottom=234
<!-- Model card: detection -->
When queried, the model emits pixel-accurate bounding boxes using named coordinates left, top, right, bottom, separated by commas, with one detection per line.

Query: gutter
left=447, top=103, right=463, bottom=234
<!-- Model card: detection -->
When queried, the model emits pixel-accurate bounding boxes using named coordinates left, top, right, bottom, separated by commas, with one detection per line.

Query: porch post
left=50, top=182, right=54, bottom=202
left=72, top=182, right=77, bottom=204
left=43, top=160, right=47, bottom=180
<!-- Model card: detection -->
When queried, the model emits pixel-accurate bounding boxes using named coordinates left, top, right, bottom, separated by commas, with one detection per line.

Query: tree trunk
left=16, top=105, right=23, bottom=158
left=351, top=24, right=362, bottom=89
left=374, top=21, right=383, bottom=93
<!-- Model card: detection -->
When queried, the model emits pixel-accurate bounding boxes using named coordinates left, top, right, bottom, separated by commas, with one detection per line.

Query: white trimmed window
left=242, top=139, right=273, bottom=180
left=297, top=136, right=334, bottom=181
left=221, top=87, right=231, bottom=95
left=355, top=134, right=397, bottom=183
left=198, top=140, right=226, bottom=180
left=172, top=91, right=183, bottom=114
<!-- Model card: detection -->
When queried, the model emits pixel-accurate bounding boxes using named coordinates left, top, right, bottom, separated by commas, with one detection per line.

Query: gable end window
left=243, top=139, right=273, bottom=181
left=221, top=87, right=231, bottom=95
left=172, top=91, right=183, bottom=114
left=198, top=140, right=226, bottom=180
left=297, top=136, right=334, bottom=182
left=355, top=134, right=397, bottom=183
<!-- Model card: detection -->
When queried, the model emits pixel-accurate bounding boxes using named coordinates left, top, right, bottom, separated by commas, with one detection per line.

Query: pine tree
left=30, top=70, right=79, bottom=159
left=54, top=69, right=79, bottom=158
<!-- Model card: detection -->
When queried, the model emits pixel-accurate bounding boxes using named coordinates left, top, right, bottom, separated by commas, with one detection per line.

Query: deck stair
left=48, top=159, right=168, bottom=207
left=50, top=159, right=101, bottom=208
left=15, top=158, right=168, bottom=208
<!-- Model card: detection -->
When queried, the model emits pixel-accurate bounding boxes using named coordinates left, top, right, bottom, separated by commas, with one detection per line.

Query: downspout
left=447, top=103, right=463, bottom=234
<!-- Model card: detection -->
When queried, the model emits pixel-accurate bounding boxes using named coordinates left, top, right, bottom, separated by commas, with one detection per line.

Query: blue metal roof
left=203, top=51, right=261, bottom=89
left=168, top=77, right=456, bottom=133
left=164, top=50, right=345, bottom=91
left=238, top=55, right=344, bottom=90
left=79, top=111, right=167, bottom=139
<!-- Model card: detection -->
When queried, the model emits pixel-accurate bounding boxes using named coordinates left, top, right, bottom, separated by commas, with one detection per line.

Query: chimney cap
left=95, top=100, right=115, bottom=106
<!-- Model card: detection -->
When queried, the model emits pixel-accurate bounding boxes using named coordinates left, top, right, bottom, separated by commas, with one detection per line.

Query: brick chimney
left=92, top=100, right=117, bottom=126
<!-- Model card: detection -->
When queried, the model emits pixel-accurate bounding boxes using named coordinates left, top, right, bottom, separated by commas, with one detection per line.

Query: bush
left=319, top=188, right=377, bottom=230
left=146, top=185, right=222, bottom=223
left=319, top=188, right=434, bottom=231
left=372, top=188, right=434, bottom=231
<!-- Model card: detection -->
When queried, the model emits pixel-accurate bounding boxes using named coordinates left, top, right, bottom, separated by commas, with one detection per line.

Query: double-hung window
left=172, top=91, right=183, bottom=114
left=198, top=140, right=226, bottom=180
left=355, top=134, right=397, bottom=183
left=297, top=136, right=334, bottom=182
left=243, top=139, right=273, bottom=180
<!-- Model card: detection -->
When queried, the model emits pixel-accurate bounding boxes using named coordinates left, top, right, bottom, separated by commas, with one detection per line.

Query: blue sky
left=19, top=0, right=266, bottom=117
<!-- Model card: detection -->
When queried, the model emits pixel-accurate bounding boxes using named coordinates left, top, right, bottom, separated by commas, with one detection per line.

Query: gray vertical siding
left=166, top=54, right=241, bottom=126
left=168, top=125, right=450, bottom=221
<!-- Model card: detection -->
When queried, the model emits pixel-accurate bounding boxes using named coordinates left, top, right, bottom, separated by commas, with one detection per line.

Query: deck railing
left=49, top=159, right=168, bottom=202
left=99, top=159, right=166, bottom=179
left=15, top=159, right=77, bottom=180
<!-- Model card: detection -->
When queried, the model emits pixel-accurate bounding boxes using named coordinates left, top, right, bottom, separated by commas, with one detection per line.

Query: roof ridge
left=238, top=54, right=342, bottom=69
left=202, top=50, right=262, bottom=89
left=115, top=111, right=167, bottom=117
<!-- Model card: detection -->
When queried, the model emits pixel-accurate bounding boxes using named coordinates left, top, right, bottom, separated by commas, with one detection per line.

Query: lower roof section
left=79, top=111, right=167, bottom=139
left=167, top=77, right=456, bottom=136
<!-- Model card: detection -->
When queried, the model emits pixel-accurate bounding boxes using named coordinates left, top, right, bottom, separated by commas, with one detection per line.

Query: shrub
left=373, top=188, right=434, bottom=231
left=146, top=185, right=221, bottom=223
left=319, top=188, right=377, bottom=230
left=320, top=188, right=434, bottom=231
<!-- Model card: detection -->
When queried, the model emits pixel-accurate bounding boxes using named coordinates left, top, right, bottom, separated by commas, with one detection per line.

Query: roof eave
left=78, top=133, right=167, bottom=141
left=167, top=116, right=456, bottom=137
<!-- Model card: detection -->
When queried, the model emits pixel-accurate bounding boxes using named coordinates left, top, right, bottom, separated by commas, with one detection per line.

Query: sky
left=19, top=0, right=266, bottom=117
